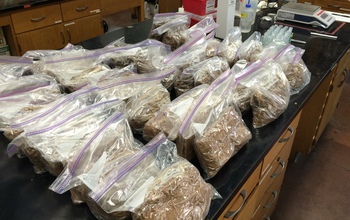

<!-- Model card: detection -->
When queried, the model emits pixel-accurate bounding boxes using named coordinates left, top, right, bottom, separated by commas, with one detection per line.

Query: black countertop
left=1, top=17, right=350, bottom=220
left=0, top=0, right=62, bottom=13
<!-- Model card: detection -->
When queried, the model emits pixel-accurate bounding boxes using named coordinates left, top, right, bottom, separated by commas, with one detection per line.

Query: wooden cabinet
left=292, top=50, right=350, bottom=158
left=158, top=0, right=182, bottom=13
left=16, top=24, right=66, bottom=54
left=10, top=0, right=103, bottom=55
left=61, top=0, right=101, bottom=21
left=314, top=0, right=350, bottom=13
left=63, top=14, right=103, bottom=44
left=11, top=4, right=63, bottom=34
left=218, top=112, right=301, bottom=220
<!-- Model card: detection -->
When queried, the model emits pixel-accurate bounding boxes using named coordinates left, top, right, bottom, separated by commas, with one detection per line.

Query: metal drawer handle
left=265, top=217, right=271, bottom=220
left=271, top=159, right=286, bottom=178
left=264, top=190, right=278, bottom=209
left=224, top=189, right=247, bottom=218
left=30, top=15, right=46, bottom=22
left=76, top=6, right=88, bottom=12
left=328, top=4, right=341, bottom=8
left=279, top=126, right=295, bottom=143
left=338, top=68, right=349, bottom=88
left=67, top=29, right=71, bottom=43
left=60, top=30, right=66, bottom=45
left=340, top=8, right=350, bottom=12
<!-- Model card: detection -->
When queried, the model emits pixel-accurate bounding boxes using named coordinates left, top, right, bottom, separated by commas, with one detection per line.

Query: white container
left=240, top=2, right=254, bottom=33
left=216, top=0, right=236, bottom=39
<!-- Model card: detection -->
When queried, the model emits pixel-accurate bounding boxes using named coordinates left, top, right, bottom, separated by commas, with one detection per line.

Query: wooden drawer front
left=61, top=0, right=101, bottom=21
left=17, top=24, right=65, bottom=55
left=63, top=14, right=103, bottom=44
left=235, top=187, right=259, bottom=220
left=315, top=0, right=350, bottom=12
left=218, top=163, right=261, bottom=220
left=11, top=4, right=62, bottom=34
left=256, top=133, right=293, bottom=206
left=262, top=112, right=301, bottom=175
left=252, top=171, right=285, bottom=220
left=337, top=48, right=350, bottom=72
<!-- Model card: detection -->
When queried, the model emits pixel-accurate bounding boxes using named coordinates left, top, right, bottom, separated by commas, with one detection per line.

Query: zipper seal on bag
left=292, top=48, right=305, bottom=64
left=99, top=68, right=176, bottom=90
left=0, top=56, right=33, bottom=64
left=163, top=30, right=206, bottom=64
left=6, top=98, right=121, bottom=155
left=51, top=112, right=124, bottom=194
left=234, top=58, right=268, bottom=82
left=273, top=44, right=293, bottom=61
left=0, top=81, right=51, bottom=98
left=90, top=133, right=167, bottom=202
left=179, top=69, right=232, bottom=135
left=26, top=99, right=120, bottom=136
left=11, top=87, right=100, bottom=128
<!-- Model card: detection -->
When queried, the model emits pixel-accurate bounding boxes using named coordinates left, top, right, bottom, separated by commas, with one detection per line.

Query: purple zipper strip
left=26, top=99, right=119, bottom=136
left=179, top=69, right=231, bottom=134
left=292, top=48, right=304, bottom=64
left=274, top=44, right=293, bottom=60
left=11, top=87, right=99, bottom=128
left=56, top=112, right=124, bottom=193
left=100, top=69, right=175, bottom=90
left=0, top=82, right=51, bottom=98
left=92, top=134, right=167, bottom=201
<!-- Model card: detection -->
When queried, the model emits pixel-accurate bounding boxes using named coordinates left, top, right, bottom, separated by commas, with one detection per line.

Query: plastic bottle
left=240, top=1, right=254, bottom=33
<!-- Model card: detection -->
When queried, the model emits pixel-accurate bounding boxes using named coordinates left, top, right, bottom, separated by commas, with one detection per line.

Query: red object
left=183, top=0, right=216, bottom=16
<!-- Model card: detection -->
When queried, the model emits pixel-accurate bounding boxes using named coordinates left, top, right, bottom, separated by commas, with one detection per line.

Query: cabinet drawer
left=337, top=48, right=350, bottom=72
left=256, top=132, right=293, bottom=205
left=235, top=187, right=259, bottom=220
left=61, top=0, right=101, bottom=21
left=11, top=4, right=62, bottom=34
left=252, top=170, right=285, bottom=220
left=218, top=163, right=261, bottom=219
left=262, top=112, right=301, bottom=175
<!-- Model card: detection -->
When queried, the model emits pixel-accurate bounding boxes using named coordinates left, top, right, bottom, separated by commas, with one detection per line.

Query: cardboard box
left=0, top=28, right=7, bottom=47
left=0, top=45, right=11, bottom=56
left=183, top=0, right=216, bottom=16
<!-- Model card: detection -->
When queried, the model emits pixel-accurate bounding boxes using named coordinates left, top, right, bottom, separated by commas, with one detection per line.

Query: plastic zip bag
left=235, top=31, right=263, bottom=63
left=194, top=105, right=252, bottom=179
left=0, top=55, right=33, bottom=65
left=89, top=132, right=217, bottom=220
left=162, top=30, right=208, bottom=90
left=49, top=112, right=136, bottom=197
left=177, top=69, right=234, bottom=160
left=0, top=60, right=36, bottom=83
left=274, top=44, right=311, bottom=95
left=217, top=27, right=242, bottom=67
left=143, top=84, right=208, bottom=142
left=22, top=44, right=86, bottom=60
left=95, top=67, right=176, bottom=101
left=126, top=83, right=170, bottom=133
left=174, top=56, right=229, bottom=96
left=9, top=87, right=101, bottom=136
left=235, top=58, right=291, bottom=128
left=95, top=39, right=171, bottom=74
left=7, top=99, right=125, bottom=175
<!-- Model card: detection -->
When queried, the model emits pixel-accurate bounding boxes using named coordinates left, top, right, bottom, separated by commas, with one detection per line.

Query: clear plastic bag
left=42, top=50, right=106, bottom=92
left=177, top=69, right=234, bottom=160
left=235, top=58, right=291, bottom=128
left=0, top=75, right=63, bottom=135
left=49, top=112, right=136, bottom=198
left=143, top=84, right=208, bottom=142
left=194, top=106, right=252, bottom=179
left=205, top=38, right=220, bottom=58
left=95, top=68, right=176, bottom=101
left=0, top=55, right=33, bottom=65
left=174, top=56, right=229, bottom=96
left=9, top=87, right=101, bottom=137
left=89, top=132, right=217, bottom=220
left=274, top=44, right=311, bottom=95
left=149, top=13, right=190, bottom=50
left=236, top=31, right=263, bottom=63
left=0, top=63, right=35, bottom=83
left=22, top=43, right=86, bottom=59
left=217, top=27, right=242, bottom=67
left=162, top=31, right=208, bottom=90
left=7, top=99, right=125, bottom=175
left=95, top=39, right=171, bottom=74
left=126, top=84, right=170, bottom=133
